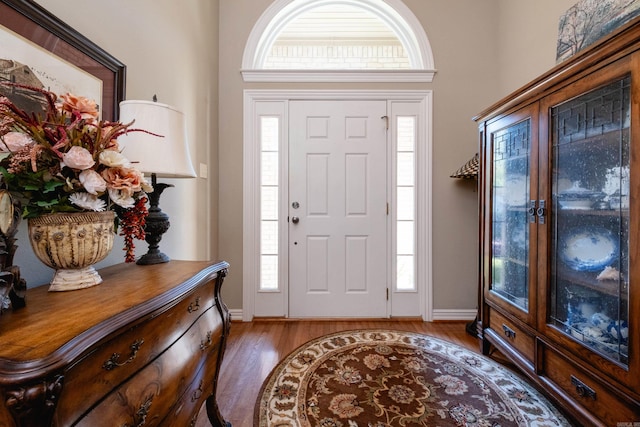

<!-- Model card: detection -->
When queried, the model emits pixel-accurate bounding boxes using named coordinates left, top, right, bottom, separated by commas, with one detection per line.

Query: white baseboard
left=431, top=309, right=477, bottom=322
left=228, top=309, right=243, bottom=321
left=228, top=308, right=477, bottom=322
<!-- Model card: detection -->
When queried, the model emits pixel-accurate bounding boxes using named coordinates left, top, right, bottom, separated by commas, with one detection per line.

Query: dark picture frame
left=0, top=0, right=125, bottom=120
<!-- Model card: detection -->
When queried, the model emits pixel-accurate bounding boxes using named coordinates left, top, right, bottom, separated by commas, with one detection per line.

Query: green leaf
left=35, top=199, right=60, bottom=208
left=43, top=180, right=65, bottom=192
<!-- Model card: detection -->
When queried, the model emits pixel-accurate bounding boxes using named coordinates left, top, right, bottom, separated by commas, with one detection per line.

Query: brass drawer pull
left=571, top=375, right=596, bottom=400
left=121, top=395, right=153, bottom=427
left=502, top=324, right=516, bottom=339
left=191, top=380, right=204, bottom=402
left=200, top=331, right=213, bottom=351
left=103, top=339, right=144, bottom=371
left=187, top=297, right=201, bottom=313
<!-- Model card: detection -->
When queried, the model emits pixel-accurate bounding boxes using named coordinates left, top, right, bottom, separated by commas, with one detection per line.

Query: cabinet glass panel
left=550, top=75, right=630, bottom=365
left=491, top=119, right=530, bottom=311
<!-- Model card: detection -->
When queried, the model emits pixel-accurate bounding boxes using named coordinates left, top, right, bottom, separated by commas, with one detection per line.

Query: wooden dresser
left=0, top=260, right=231, bottom=427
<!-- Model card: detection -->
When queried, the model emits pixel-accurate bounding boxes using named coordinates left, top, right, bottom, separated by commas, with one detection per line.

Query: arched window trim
left=241, top=0, right=436, bottom=83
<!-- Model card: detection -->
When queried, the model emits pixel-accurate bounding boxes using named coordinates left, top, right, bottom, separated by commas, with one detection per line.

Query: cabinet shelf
left=495, top=255, right=528, bottom=267
left=556, top=266, right=629, bottom=299
left=555, top=208, right=629, bottom=217
left=560, top=322, right=629, bottom=365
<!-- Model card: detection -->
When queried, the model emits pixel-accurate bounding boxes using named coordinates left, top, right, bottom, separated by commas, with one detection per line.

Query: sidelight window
left=260, top=116, right=280, bottom=291
left=396, top=116, right=416, bottom=291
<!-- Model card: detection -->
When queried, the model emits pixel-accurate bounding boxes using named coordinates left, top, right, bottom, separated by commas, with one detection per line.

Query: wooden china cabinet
left=476, top=18, right=640, bottom=427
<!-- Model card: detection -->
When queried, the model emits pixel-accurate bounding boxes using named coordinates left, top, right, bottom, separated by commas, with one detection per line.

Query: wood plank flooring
left=196, top=319, right=478, bottom=427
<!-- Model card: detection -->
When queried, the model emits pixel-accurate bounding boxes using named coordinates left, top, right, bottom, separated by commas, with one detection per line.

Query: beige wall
left=18, top=0, right=577, bottom=315
left=18, top=0, right=219, bottom=285
left=497, top=0, right=578, bottom=96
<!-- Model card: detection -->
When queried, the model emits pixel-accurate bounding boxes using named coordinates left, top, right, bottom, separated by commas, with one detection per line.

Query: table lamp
left=118, top=99, right=196, bottom=265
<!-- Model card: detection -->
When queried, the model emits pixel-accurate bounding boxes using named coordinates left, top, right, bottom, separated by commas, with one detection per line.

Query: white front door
left=288, top=100, right=388, bottom=317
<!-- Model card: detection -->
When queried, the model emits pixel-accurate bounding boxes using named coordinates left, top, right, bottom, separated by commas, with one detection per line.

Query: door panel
left=484, top=103, right=539, bottom=326
left=289, top=100, right=388, bottom=317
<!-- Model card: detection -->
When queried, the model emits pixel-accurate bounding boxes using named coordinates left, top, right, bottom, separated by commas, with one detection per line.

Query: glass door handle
left=537, top=200, right=546, bottom=224
left=528, top=200, right=537, bottom=223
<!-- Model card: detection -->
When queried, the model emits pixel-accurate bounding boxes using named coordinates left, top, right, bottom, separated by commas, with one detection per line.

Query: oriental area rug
left=255, top=330, right=571, bottom=427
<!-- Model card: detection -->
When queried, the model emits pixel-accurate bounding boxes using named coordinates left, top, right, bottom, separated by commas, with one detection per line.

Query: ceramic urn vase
left=28, top=211, right=115, bottom=291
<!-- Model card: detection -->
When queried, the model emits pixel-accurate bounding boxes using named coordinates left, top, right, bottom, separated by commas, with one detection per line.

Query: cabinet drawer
left=540, top=345, right=640, bottom=424
left=488, top=308, right=535, bottom=362
left=75, top=305, right=223, bottom=426
left=56, top=279, right=216, bottom=423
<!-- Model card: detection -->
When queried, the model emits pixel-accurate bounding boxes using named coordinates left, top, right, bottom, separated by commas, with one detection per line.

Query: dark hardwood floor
left=197, top=319, right=479, bottom=427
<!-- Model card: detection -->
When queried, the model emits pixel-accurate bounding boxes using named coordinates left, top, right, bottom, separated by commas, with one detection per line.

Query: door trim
left=242, top=89, right=433, bottom=321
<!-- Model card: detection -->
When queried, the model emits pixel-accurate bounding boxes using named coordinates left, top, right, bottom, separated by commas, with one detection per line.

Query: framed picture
left=0, top=0, right=125, bottom=120
left=557, top=0, right=640, bottom=62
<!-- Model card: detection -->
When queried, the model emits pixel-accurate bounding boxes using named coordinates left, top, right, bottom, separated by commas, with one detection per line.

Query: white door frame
left=242, top=89, right=433, bottom=321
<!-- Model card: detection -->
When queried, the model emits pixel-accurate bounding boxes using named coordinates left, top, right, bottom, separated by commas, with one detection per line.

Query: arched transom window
left=242, top=0, right=436, bottom=82
left=265, top=4, right=410, bottom=70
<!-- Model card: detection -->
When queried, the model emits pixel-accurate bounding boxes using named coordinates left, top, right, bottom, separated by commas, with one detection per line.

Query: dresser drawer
left=488, top=308, right=535, bottom=362
left=75, top=305, right=223, bottom=426
left=56, top=279, right=217, bottom=423
left=159, top=345, right=221, bottom=427
left=161, top=377, right=211, bottom=427
left=540, top=344, right=640, bottom=424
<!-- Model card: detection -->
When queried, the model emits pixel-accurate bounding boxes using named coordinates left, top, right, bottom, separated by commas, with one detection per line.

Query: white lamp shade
left=118, top=100, right=196, bottom=178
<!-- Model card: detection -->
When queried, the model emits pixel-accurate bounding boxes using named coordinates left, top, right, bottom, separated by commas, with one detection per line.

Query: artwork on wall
left=0, top=34, right=101, bottom=116
left=557, top=0, right=640, bottom=62
left=0, top=0, right=125, bottom=120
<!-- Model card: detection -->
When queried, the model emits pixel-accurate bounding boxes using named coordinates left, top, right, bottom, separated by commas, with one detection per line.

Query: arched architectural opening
left=241, top=0, right=436, bottom=82
left=242, top=0, right=435, bottom=321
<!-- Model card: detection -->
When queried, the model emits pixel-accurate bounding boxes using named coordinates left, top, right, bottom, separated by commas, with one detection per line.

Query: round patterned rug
left=255, top=329, right=572, bottom=427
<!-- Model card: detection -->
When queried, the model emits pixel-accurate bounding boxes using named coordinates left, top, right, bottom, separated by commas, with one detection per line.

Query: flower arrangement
left=0, top=82, right=152, bottom=262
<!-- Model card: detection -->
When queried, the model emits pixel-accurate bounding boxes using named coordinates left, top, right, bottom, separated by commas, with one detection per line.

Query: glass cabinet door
left=490, top=118, right=532, bottom=314
left=549, top=75, right=630, bottom=365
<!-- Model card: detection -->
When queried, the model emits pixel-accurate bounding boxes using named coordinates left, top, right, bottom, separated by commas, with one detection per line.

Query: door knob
left=291, top=216, right=299, bottom=224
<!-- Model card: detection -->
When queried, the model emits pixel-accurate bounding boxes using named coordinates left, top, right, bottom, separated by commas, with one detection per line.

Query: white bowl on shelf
left=558, top=199, right=593, bottom=210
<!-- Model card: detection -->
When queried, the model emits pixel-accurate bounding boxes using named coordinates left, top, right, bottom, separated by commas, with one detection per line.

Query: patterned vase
left=28, top=211, right=115, bottom=292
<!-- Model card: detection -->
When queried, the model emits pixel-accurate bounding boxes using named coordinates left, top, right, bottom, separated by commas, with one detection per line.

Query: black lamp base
left=137, top=174, right=173, bottom=265
left=136, top=249, right=171, bottom=265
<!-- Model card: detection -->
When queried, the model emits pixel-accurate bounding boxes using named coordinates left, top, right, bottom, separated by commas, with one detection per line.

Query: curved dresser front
left=0, top=260, right=230, bottom=427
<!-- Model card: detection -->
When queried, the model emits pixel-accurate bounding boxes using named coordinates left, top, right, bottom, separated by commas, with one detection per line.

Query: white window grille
left=396, top=116, right=416, bottom=291
left=260, top=116, right=280, bottom=290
